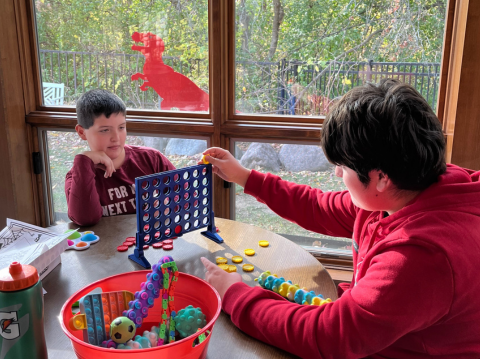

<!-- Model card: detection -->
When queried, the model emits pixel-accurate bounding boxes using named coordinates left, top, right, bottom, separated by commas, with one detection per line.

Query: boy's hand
left=198, top=147, right=251, bottom=187
left=201, top=257, right=242, bottom=300
left=80, top=151, right=115, bottom=178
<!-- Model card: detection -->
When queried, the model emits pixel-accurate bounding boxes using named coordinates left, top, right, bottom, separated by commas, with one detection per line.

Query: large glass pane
left=235, top=1, right=447, bottom=116
left=46, top=130, right=207, bottom=223
left=35, top=1, right=209, bottom=112
left=234, top=141, right=351, bottom=252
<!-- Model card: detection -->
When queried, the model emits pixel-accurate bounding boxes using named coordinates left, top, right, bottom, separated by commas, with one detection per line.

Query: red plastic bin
left=60, top=271, right=221, bottom=359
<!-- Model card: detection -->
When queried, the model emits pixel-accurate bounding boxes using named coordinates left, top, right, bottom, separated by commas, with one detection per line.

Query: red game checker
left=125, top=236, right=135, bottom=242
left=143, top=245, right=149, bottom=249
left=162, top=240, right=173, bottom=245
left=123, top=241, right=134, bottom=247
left=152, top=242, right=163, bottom=249
left=117, top=245, right=128, bottom=252
left=163, top=244, right=174, bottom=251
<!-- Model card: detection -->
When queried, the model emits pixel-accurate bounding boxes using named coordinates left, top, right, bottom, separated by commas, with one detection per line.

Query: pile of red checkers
left=117, top=237, right=176, bottom=252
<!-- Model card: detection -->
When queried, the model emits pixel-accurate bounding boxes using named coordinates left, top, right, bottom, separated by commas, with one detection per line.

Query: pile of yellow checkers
left=215, top=240, right=270, bottom=273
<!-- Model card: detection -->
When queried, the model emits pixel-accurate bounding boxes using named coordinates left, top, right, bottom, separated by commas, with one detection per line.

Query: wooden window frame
left=2, top=0, right=480, bottom=270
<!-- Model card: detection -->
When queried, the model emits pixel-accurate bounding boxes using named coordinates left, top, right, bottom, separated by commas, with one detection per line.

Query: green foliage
left=235, top=0, right=447, bottom=114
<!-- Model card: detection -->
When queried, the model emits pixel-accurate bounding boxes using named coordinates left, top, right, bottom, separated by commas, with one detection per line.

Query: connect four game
left=129, top=164, right=223, bottom=268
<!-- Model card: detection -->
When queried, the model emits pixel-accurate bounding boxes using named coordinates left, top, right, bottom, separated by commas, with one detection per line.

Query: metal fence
left=39, top=50, right=207, bottom=109
left=236, top=59, right=441, bottom=115
left=40, top=50, right=440, bottom=114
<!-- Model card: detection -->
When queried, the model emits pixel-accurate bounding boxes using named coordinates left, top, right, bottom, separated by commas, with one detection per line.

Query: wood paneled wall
left=440, top=0, right=480, bottom=169
left=0, top=0, right=38, bottom=225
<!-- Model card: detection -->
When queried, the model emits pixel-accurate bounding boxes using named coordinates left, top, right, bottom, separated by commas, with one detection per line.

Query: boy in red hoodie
left=200, top=79, right=480, bottom=358
left=65, top=89, right=175, bottom=226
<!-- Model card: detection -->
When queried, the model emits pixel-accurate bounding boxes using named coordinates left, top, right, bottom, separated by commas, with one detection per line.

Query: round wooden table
left=44, top=215, right=337, bottom=358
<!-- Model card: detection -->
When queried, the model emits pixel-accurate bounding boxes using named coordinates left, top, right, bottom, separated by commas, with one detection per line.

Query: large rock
left=141, top=136, right=170, bottom=152
left=240, top=143, right=281, bottom=172
left=234, top=145, right=245, bottom=160
left=165, top=138, right=207, bottom=156
left=279, top=144, right=332, bottom=172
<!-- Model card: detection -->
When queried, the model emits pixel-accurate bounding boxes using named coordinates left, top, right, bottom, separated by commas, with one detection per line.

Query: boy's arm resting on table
left=244, top=170, right=357, bottom=237
left=65, top=154, right=103, bottom=226
left=222, top=245, right=453, bottom=359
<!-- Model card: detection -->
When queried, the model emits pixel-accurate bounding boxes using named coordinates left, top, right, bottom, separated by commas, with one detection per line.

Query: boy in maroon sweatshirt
left=200, top=79, right=480, bottom=358
left=65, top=89, right=175, bottom=226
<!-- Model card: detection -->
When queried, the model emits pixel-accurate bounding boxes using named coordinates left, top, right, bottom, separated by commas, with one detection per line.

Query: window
left=43, top=130, right=207, bottom=224
left=235, top=1, right=447, bottom=117
left=233, top=141, right=351, bottom=252
left=35, top=0, right=209, bottom=112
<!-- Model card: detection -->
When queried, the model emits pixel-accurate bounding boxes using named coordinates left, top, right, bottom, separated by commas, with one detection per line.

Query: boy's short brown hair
left=322, top=78, right=446, bottom=191
left=76, top=89, right=126, bottom=129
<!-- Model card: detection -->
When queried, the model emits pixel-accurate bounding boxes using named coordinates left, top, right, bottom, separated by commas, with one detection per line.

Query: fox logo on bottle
left=0, top=305, right=29, bottom=359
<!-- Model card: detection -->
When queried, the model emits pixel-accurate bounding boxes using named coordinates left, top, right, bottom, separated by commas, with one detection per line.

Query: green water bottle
left=0, top=262, right=48, bottom=359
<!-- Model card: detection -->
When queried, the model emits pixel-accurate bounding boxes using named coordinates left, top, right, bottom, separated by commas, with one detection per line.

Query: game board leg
left=129, top=248, right=151, bottom=269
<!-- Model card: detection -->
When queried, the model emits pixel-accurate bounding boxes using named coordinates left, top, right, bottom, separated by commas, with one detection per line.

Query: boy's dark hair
left=322, top=78, right=446, bottom=191
left=76, top=89, right=126, bottom=129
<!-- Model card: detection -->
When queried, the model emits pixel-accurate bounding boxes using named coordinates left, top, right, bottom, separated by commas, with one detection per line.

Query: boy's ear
left=75, top=124, right=87, bottom=140
left=373, top=170, right=391, bottom=193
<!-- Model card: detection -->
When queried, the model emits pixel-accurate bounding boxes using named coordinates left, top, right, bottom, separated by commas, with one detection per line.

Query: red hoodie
left=65, top=145, right=175, bottom=226
left=222, top=164, right=480, bottom=358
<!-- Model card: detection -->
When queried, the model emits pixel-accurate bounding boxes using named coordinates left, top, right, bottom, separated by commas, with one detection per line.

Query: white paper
left=0, top=219, right=72, bottom=273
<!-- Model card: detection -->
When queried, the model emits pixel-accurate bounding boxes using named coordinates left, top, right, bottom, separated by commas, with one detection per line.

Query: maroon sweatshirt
left=223, top=164, right=480, bottom=358
left=65, top=145, right=175, bottom=226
